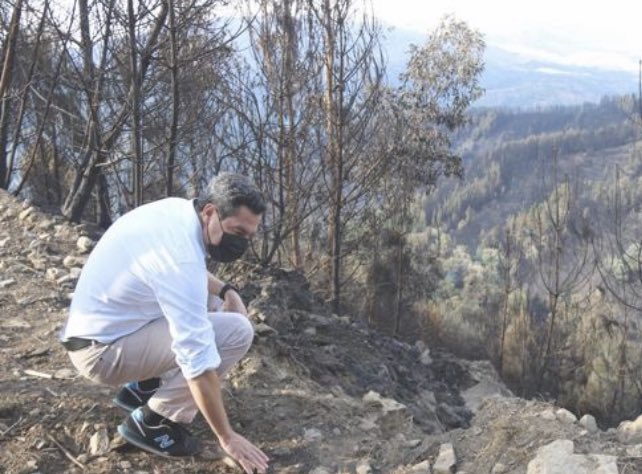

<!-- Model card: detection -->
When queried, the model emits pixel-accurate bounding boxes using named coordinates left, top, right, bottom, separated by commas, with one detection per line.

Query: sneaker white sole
left=117, top=424, right=189, bottom=458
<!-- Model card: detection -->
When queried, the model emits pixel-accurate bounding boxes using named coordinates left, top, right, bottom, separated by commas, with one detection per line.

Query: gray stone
left=540, top=409, right=556, bottom=421
left=63, top=255, right=86, bottom=268
left=526, top=439, right=618, bottom=474
left=404, top=438, right=422, bottom=448
left=303, top=427, right=323, bottom=442
left=492, top=463, right=508, bottom=473
left=28, top=255, right=47, bottom=270
left=37, top=219, right=55, bottom=231
left=407, top=461, right=430, bottom=473
left=355, top=461, right=372, bottom=474
left=363, top=390, right=413, bottom=434
left=579, top=414, right=598, bottom=433
left=19, top=206, right=35, bottom=221
left=0, top=277, right=16, bottom=288
left=415, top=340, right=427, bottom=352
left=433, top=443, right=456, bottom=474
left=308, top=468, right=332, bottom=474
left=54, top=369, right=76, bottom=380
left=254, top=322, right=278, bottom=335
left=462, top=380, right=512, bottom=413
left=555, top=408, right=577, bottom=424
left=625, top=444, right=642, bottom=457
left=46, top=267, right=65, bottom=281
left=358, top=415, right=378, bottom=431
left=89, top=428, right=110, bottom=456
left=0, top=318, right=31, bottom=329
left=618, top=414, right=642, bottom=444
left=420, top=349, right=432, bottom=365
left=76, top=236, right=95, bottom=254
left=56, top=273, right=77, bottom=286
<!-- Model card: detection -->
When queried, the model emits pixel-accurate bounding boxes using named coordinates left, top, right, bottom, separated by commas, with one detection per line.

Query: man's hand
left=220, top=430, right=270, bottom=474
left=207, top=272, right=247, bottom=315
left=188, top=371, right=268, bottom=472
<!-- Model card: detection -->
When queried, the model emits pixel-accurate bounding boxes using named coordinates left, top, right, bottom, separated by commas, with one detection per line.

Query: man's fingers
left=240, top=458, right=265, bottom=474
left=247, top=445, right=269, bottom=464
left=221, top=432, right=269, bottom=473
left=239, top=459, right=253, bottom=474
left=244, top=449, right=268, bottom=471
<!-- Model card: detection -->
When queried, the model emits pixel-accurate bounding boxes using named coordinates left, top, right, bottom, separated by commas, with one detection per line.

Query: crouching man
left=60, top=173, right=269, bottom=474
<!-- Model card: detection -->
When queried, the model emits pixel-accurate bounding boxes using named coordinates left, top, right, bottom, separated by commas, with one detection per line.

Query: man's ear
left=202, top=203, right=216, bottom=217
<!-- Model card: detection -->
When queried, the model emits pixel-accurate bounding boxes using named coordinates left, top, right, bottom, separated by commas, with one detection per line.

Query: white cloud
left=370, top=0, right=642, bottom=71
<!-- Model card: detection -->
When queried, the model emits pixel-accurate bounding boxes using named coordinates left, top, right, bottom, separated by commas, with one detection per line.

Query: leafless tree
left=531, top=149, right=593, bottom=385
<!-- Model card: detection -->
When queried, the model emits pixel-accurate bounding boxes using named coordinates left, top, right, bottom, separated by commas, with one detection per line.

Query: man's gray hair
left=196, top=173, right=266, bottom=218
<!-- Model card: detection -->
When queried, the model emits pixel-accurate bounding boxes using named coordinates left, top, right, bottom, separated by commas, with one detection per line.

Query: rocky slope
left=1, top=188, right=642, bottom=474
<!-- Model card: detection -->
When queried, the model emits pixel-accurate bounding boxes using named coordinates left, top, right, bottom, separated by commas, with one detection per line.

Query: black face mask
left=206, top=212, right=249, bottom=263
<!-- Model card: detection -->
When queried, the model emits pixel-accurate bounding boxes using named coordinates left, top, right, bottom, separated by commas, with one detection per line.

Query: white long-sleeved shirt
left=62, top=197, right=221, bottom=379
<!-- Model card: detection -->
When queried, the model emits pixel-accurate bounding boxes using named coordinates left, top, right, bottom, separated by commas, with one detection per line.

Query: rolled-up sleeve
left=151, top=261, right=220, bottom=379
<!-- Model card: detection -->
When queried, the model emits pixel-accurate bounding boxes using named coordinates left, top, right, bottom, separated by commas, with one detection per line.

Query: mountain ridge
left=383, top=26, right=639, bottom=108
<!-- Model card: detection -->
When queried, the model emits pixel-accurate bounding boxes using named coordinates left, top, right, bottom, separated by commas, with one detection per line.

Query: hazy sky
left=371, top=0, right=642, bottom=71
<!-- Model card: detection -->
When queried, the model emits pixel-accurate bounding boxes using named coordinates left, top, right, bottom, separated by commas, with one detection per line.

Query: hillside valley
left=426, top=96, right=642, bottom=249
left=3, top=176, right=642, bottom=472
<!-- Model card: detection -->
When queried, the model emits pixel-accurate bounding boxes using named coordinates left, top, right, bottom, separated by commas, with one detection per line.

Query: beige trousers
left=67, top=312, right=254, bottom=423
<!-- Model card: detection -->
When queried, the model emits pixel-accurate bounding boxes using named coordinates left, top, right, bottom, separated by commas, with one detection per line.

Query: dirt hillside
left=1, top=189, right=641, bottom=474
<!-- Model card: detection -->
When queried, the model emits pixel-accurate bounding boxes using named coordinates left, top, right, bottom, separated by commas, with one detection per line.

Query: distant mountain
left=424, top=98, right=641, bottom=250
left=382, top=27, right=639, bottom=109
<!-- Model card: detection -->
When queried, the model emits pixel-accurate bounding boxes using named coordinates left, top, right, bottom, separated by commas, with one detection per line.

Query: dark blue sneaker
left=113, top=380, right=160, bottom=412
left=117, top=407, right=200, bottom=457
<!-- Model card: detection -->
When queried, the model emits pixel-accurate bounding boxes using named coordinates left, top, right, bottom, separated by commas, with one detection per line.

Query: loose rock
left=462, top=380, right=512, bottom=413
left=492, top=463, right=508, bottom=473
left=0, top=278, right=16, bottom=288
left=303, top=427, right=323, bottom=442
left=433, top=443, right=456, bottom=474
left=555, top=408, right=577, bottom=424
left=63, top=255, right=86, bottom=268
left=579, top=414, right=598, bottom=433
left=46, top=267, right=65, bottom=281
left=406, top=460, right=430, bottom=473
left=420, top=349, right=432, bottom=365
left=89, top=428, right=110, bottom=456
left=19, top=207, right=35, bottom=221
left=309, top=467, right=332, bottom=474
left=54, top=368, right=76, bottom=380
left=618, top=414, right=642, bottom=444
left=76, top=236, right=95, bottom=254
left=540, top=409, right=556, bottom=421
left=526, top=439, right=617, bottom=474
left=363, top=391, right=413, bottom=435
left=356, top=461, right=373, bottom=474
left=254, top=322, right=278, bottom=336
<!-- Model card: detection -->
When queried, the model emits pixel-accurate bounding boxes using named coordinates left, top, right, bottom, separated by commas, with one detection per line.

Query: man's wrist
left=219, top=283, right=238, bottom=299
left=218, top=429, right=235, bottom=445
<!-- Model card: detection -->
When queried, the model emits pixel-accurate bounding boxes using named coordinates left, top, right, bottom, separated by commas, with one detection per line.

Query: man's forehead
left=223, top=206, right=261, bottom=234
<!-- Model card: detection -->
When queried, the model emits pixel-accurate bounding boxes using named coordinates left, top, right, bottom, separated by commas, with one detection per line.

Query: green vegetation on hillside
left=412, top=96, right=642, bottom=425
